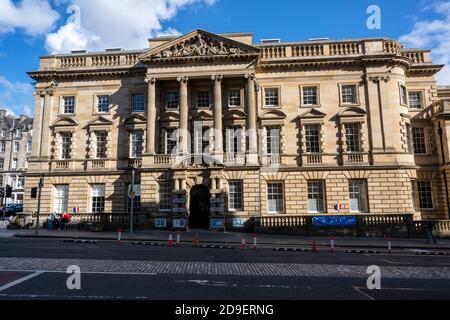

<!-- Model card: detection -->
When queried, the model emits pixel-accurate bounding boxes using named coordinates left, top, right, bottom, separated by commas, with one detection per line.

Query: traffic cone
left=176, top=231, right=181, bottom=247
left=312, top=240, right=318, bottom=253
left=240, top=235, right=246, bottom=250
left=252, top=233, right=257, bottom=250
left=168, top=233, right=173, bottom=247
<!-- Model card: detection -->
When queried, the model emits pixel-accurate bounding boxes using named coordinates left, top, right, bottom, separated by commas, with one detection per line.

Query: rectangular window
left=26, top=141, right=32, bottom=153
left=228, top=181, right=243, bottom=211
left=266, top=128, right=281, bottom=155
left=130, top=131, right=143, bottom=158
left=164, top=128, right=178, bottom=155
left=131, top=94, right=145, bottom=113
left=159, top=182, right=172, bottom=211
left=412, top=127, right=427, bottom=155
left=344, top=123, right=362, bottom=153
left=197, top=90, right=210, bottom=108
left=15, top=130, right=20, bottom=138
left=127, top=184, right=141, bottom=213
left=63, top=96, right=75, bottom=114
left=264, top=88, right=279, bottom=107
left=226, top=128, right=244, bottom=154
left=1, top=129, right=6, bottom=138
left=267, top=182, right=284, bottom=213
left=303, top=86, right=319, bottom=106
left=0, top=142, right=5, bottom=153
left=406, top=123, right=412, bottom=153
left=341, top=85, right=358, bottom=104
left=408, top=92, right=423, bottom=109
left=166, top=92, right=179, bottom=109
left=91, top=184, right=105, bottom=213
left=195, top=127, right=210, bottom=154
left=305, top=124, right=321, bottom=153
left=97, top=95, right=110, bottom=113
left=13, top=141, right=19, bottom=153
left=228, top=89, right=241, bottom=107
left=0, top=159, right=4, bottom=170
left=17, top=177, right=24, bottom=189
left=95, top=131, right=108, bottom=159
left=417, top=181, right=434, bottom=209
left=54, top=185, right=69, bottom=214
left=60, top=132, right=72, bottom=160
left=11, top=158, right=17, bottom=170
left=349, top=180, right=368, bottom=213
left=307, top=181, right=326, bottom=213
left=400, top=85, right=408, bottom=105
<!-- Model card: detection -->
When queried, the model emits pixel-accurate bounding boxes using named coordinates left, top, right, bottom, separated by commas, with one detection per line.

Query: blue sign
left=155, top=218, right=167, bottom=228
left=232, top=218, right=245, bottom=228
left=210, top=218, right=224, bottom=228
left=173, top=219, right=186, bottom=228
left=312, top=216, right=357, bottom=227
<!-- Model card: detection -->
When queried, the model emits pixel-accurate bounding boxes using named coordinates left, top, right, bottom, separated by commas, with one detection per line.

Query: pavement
left=12, top=228, right=450, bottom=251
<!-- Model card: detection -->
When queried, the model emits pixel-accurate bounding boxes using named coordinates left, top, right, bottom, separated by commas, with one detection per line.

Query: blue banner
left=312, top=216, right=357, bottom=227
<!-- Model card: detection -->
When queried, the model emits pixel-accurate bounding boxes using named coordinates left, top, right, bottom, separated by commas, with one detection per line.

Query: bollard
left=312, top=240, right=318, bottom=253
left=117, top=228, right=122, bottom=245
left=253, top=233, right=257, bottom=250
left=330, top=237, right=335, bottom=253
left=240, top=235, right=246, bottom=250
left=176, top=231, right=181, bottom=247
left=194, top=232, right=199, bottom=248
left=387, top=238, right=392, bottom=254
left=168, top=233, right=173, bottom=247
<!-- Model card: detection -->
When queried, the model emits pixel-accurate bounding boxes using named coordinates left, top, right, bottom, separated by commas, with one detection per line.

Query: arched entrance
left=189, top=185, right=210, bottom=229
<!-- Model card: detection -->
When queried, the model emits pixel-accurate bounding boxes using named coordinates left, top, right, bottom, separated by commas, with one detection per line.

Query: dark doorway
left=189, top=185, right=210, bottom=229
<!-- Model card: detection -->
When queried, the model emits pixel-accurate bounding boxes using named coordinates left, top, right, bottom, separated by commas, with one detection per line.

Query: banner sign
left=154, top=218, right=167, bottom=228
left=232, top=218, right=245, bottom=228
left=312, top=216, right=357, bottom=227
left=210, top=218, right=224, bottom=228
left=173, top=219, right=186, bottom=228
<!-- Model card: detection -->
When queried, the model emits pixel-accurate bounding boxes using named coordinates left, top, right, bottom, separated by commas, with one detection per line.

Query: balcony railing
left=128, top=159, right=143, bottom=169
left=52, top=160, right=71, bottom=170
left=154, top=155, right=176, bottom=165
left=224, top=153, right=246, bottom=166
left=343, top=153, right=366, bottom=165
left=305, top=154, right=323, bottom=165
left=260, top=155, right=281, bottom=167
left=56, top=51, right=142, bottom=70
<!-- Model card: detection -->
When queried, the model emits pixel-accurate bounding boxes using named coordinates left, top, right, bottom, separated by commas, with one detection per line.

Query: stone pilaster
left=177, top=76, right=189, bottom=156
left=245, top=73, right=258, bottom=164
left=212, top=74, right=223, bottom=161
left=145, top=77, right=157, bottom=155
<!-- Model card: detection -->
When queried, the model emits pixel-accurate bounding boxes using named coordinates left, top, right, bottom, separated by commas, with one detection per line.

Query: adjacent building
left=0, top=110, right=33, bottom=204
left=24, top=30, right=450, bottom=229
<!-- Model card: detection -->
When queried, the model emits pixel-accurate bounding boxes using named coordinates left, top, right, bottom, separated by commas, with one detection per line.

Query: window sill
left=301, top=104, right=321, bottom=108
left=339, top=103, right=360, bottom=108
left=263, top=105, right=282, bottom=109
left=93, top=112, right=111, bottom=116
left=58, top=113, right=76, bottom=117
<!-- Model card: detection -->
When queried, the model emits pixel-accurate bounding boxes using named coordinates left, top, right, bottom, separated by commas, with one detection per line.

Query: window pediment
left=260, top=110, right=287, bottom=121
left=338, top=107, right=367, bottom=118
left=159, top=112, right=180, bottom=123
left=51, top=116, right=79, bottom=128
left=139, top=29, right=260, bottom=62
left=223, top=110, right=247, bottom=121
left=122, top=114, right=147, bottom=126
left=83, top=116, right=113, bottom=129
left=296, top=108, right=326, bottom=121
left=191, top=110, right=213, bottom=121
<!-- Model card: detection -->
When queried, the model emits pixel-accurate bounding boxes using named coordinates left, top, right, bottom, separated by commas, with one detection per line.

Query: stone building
left=24, top=30, right=450, bottom=229
left=0, top=110, right=33, bottom=204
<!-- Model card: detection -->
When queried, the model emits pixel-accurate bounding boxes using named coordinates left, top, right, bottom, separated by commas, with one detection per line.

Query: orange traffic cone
left=252, top=233, right=257, bottom=250
left=240, top=235, right=246, bottom=250
left=176, top=231, right=181, bottom=247
left=168, top=233, right=173, bottom=247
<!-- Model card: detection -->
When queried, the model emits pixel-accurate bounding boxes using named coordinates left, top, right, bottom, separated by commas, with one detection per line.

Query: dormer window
left=63, top=96, right=76, bottom=114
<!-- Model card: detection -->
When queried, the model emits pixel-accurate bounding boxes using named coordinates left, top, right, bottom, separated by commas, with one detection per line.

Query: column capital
left=177, top=76, right=189, bottom=83
left=211, top=74, right=223, bottom=82
left=368, top=75, right=390, bottom=84
left=145, top=76, right=157, bottom=85
left=245, top=73, right=256, bottom=81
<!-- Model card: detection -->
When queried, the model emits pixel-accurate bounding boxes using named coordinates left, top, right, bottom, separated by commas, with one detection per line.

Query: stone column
left=212, top=74, right=223, bottom=159
left=177, top=76, right=189, bottom=156
left=145, top=77, right=157, bottom=155
left=246, top=73, right=258, bottom=164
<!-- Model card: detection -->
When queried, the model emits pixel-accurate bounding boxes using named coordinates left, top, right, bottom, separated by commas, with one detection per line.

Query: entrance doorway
left=189, top=185, right=210, bottom=229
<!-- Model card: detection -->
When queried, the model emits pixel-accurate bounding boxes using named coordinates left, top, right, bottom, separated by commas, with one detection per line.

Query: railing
left=224, top=153, right=246, bottom=166
left=60, top=56, right=87, bottom=68
left=154, top=155, right=175, bottom=165
left=383, top=40, right=402, bottom=54
left=401, top=50, right=425, bottom=64
left=329, top=41, right=362, bottom=55
left=53, top=160, right=71, bottom=170
left=261, top=46, right=287, bottom=58
left=57, top=51, right=142, bottom=69
left=291, top=44, right=324, bottom=57
left=91, top=160, right=106, bottom=169
left=345, top=153, right=364, bottom=164
left=257, top=215, right=308, bottom=228
left=91, top=55, right=120, bottom=67
left=260, top=155, right=281, bottom=167
left=306, top=154, right=322, bottom=165
left=128, top=159, right=143, bottom=168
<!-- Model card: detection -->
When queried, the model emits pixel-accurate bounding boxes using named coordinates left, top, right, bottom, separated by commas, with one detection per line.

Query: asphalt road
left=0, top=236, right=450, bottom=300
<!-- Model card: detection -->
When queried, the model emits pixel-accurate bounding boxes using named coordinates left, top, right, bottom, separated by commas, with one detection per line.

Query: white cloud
left=0, top=75, right=34, bottom=117
left=0, top=0, right=59, bottom=36
left=399, top=1, right=450, bottom=84
left=45, top=0, right=216, bottom=54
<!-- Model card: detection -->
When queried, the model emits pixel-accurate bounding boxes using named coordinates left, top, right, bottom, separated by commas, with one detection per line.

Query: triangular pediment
left=122, top=114, right=147, bottom=126
left=296, top=108, right=327, bottom=120
left=52, top=117, right=79, bottom=127
left=84, top=116, right=113, bottom=128
left=159, top=112, right=180, bottom=122
left=191, top=110, right=213, bottom=121
left=339, top=107, right=367, bottom=118
left=139, top=29, right=260, bottom=61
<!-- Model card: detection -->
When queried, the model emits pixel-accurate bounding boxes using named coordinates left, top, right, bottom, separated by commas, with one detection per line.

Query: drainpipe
left=438, top=123, right=450, bottom=219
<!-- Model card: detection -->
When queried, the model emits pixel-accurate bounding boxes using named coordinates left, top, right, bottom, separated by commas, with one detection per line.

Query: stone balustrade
left=55, top=51, right=142, bottom=70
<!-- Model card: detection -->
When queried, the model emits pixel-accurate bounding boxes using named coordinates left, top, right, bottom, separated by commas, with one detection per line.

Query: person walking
left=426, top=220, right=437, bottom=244
left=48, top=212, right=56, bottom=230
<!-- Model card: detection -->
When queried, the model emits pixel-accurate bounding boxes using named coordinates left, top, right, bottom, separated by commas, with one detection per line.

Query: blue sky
left=0, top=0, right=449, bottom=117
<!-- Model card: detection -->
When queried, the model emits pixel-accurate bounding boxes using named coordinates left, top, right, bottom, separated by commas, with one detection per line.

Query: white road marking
left=380, top=259, right=414, bottom=265
left=0, top=271, right=44, bottom=292
left=353, top=286, right=375, bottom=300
left=0, top=269, right=157, bottom=276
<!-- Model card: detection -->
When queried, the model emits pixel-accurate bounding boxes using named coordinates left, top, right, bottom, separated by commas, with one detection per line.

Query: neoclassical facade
left=24, top=30, right=450, bottom=229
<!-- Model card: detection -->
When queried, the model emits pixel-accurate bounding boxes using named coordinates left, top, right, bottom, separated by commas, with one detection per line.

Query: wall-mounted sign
left=210, top=218, right=224, bottom=228
left=232, top=218, right=245, bottom=228
left=312, top=216, right=357, bottom=227
left=155, top=218, right=167, bottom=228
left=172, top=208, right=186, bottom=214
left=173, top=219, right=186, bottom=228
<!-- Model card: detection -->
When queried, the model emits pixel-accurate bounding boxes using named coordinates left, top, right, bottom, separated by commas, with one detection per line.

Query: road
left=0, top=234, right=450, bottom=300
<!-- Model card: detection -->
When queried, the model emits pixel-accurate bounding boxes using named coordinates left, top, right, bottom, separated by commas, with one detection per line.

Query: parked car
left=0, top=204, right=23, bottom=217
